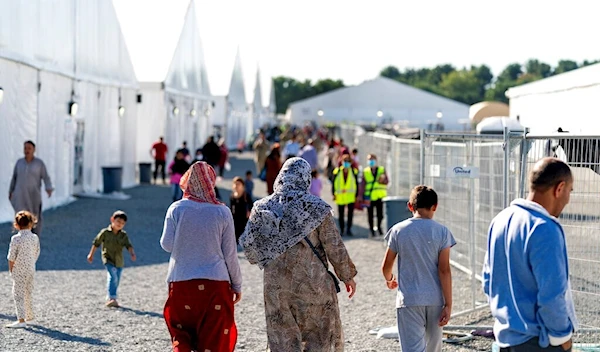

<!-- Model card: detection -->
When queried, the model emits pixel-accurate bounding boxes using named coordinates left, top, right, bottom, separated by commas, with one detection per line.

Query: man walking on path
left=9, top=141, right=54, bottom=235
left=483, top=157, right=577, bottom=351
left=150, top=137, right=168, bottom=184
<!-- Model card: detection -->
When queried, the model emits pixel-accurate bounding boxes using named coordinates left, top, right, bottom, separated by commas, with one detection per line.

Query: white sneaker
left=5, top=321, right=26, bottom=328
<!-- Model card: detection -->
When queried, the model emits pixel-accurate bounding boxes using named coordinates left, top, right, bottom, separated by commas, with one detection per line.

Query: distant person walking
left=201, top=136, right=221, bottom=170
left=298, top=139, right=318, bottom=170
left=483, top=157, right=577, bottom=351
left=240, top=158, right=357, bottom=351
left=5, top=211, right=40, bottom=328
left=264, top=144, right=282, bottom=195
left=253, top=131, right=270, bottom=174
left=151, top=137, right=168, bottom=184
left=168, top=151, right=191, bottom=202
left=9, top=140, right=54, bottom=235
left=160, top=162, right=242, bottom=352
left=360, top=154, right=389, bottom=237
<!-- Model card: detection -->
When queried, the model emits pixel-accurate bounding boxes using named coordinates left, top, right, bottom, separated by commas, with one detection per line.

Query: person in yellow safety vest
left=332, top=154, right=359, bottom=236
left=359, top=154, right=389, bottom=237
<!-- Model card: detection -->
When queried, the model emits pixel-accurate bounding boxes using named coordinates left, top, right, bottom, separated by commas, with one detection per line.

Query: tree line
left=273, top=59, right=599, bottom=114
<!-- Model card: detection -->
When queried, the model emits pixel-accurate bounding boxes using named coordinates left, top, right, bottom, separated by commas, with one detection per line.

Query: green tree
left=272, top=76, right=345, bottom=114
left=438, top=70, right=482, bottom=105
left=554, top=60, right=579, bottom=74
left=380, top=66, right=401, bottom=80
left=525, top=59, right=552, bottom=78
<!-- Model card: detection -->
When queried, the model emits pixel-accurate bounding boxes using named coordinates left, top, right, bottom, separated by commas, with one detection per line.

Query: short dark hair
left=112, top=210, right=128, bottom=222
left=409, top=185, right=438, bottom=210
left=352, top=148, right=358, bottom=154
left=246, top=170, right=252, bottom=176
left=24, top=140, right=36, bottom=148
left=311, top=169, right=318, bottom=177
left=14, top=210, right=37, bottom=229
left=233, top=176, right=244, bottom=186
left=529, top=157, right=572, bottom=192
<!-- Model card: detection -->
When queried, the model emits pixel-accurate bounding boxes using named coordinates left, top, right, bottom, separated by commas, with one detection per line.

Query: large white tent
left=506, top=63, right=600, bottom=133
left=285, top=76, right=470, bottom=130
left=0, top=0, right=139, bottom=223
left=115, top=0, right=214, bottom=162
left=222, top=48, right=250, bottom=150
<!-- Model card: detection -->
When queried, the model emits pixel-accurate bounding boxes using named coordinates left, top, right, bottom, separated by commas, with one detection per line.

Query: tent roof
left=506, top=62, right=600, bottom=99
left=469, top=101, right=509, bottom=122
left=115, top=0, right=210, bottom=97
left=289, top=76, right=469, bottom=110
left=227, top=47, right=247, bottom=107
left=0, top=0, right=138, bottom=88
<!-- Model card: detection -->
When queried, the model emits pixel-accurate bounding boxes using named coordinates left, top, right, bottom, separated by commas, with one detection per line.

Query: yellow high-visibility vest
left=333, top=167, right=358, bottom=205
left=363, top=166, right=388, bottom=201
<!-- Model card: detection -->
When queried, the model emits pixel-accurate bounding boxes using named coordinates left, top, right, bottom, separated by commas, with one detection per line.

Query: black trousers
left=154, top=160, right=166, bottom=182
left=338, top=203, right=355, bottom=233
left=367, top=199, right=384, bottom=232
left=500, top=338, right=571, bottom=352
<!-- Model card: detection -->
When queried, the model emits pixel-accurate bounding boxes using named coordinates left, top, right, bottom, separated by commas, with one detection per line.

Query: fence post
left=518, top=128, right=530, bottom=199
left=468, top=139, right=477, bottom=310
left=503, top=126, right=510, bottom=209
left=419, top=129, right=425, bottom=185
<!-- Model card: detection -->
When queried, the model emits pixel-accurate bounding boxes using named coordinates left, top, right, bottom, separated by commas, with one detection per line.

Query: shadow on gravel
left=118, top=306, right=163, bottom=319
left=25, top=325, right=110, bottom=346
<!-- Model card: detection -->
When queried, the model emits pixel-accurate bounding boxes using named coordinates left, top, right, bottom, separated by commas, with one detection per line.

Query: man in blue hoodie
left=483, top=157, right=577, bottom=351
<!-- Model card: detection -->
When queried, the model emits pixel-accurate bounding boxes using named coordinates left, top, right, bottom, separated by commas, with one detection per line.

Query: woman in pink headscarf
left=160, top=162, right=242, bottom=352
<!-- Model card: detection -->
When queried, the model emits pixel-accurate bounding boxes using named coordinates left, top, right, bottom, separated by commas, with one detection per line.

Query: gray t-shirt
left=385, top=217, right=456, bottom=307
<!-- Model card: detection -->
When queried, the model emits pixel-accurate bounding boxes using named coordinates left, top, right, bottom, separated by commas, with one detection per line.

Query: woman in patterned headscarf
left=160, top=162, right=242, bottom=352
left=240, top=157, right=357, bottom=352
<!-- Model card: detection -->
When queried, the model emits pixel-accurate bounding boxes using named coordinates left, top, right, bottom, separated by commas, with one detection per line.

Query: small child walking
left=230, top=177, right=253, bottom=243
left=87, top=210, right=136, bottom=308
left=381, top=185, right=456, bottom=352
left=6, top=211, right=40, bottom=328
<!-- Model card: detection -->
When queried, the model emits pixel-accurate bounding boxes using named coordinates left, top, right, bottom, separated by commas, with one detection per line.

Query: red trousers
left=164, top=279, right=237, bottom=352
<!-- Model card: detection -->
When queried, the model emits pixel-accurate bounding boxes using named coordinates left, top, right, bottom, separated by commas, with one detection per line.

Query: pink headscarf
left=179, top=162, right=222, bottom=205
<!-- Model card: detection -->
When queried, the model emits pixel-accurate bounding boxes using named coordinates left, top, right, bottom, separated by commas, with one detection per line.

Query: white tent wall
left=0, top=1, right=76, bottom=77
left=36, top=71, right=75, bottom=211
left=509, top=86, right=600, bottom=134
left=120, top=88, right=138, bottom=188
left=0, top=59, right=38, bottom=223
left=77, top=81, right=101, bottom=193
left=135, top=86, right=167, bottom=165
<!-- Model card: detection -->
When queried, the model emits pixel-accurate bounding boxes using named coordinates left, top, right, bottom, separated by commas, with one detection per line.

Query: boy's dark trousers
left=500, top=338, right=571, bottom=352
left=367, top=199, right=384, bottom=235
left=338, top=203, right=354, bottom=235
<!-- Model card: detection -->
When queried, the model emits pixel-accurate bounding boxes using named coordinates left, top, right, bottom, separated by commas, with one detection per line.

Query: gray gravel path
left=0, top=152, right=499, bottom=351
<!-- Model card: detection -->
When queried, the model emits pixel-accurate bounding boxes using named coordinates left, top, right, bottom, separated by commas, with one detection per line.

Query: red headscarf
left=179, top=162, right=222, bottom=205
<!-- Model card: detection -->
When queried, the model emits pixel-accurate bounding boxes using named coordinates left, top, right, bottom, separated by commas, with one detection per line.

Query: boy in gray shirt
left=382, top=185, right=456, bottom=352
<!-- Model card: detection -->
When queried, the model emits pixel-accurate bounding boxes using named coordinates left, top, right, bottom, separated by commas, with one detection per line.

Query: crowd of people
left=5, top=127, right=579, bottom=352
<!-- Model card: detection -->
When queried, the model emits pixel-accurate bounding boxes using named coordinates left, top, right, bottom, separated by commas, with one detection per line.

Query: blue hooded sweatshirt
left=482, top=199, right=577, bottom=348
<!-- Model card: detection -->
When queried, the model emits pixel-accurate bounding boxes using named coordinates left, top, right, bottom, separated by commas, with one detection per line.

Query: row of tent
left=0, top=0, right=275, bottom=223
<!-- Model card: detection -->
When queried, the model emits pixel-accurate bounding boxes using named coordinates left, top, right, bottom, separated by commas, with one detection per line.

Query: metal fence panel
left=521, top=134, right=600, bottom=329
left=340, top=125, right=600, bottom=328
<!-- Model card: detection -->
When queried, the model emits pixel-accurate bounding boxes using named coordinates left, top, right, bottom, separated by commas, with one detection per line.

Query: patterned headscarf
left=240, top=157, right=332, bottom=269
left=179, top=161, right=222, bottom=205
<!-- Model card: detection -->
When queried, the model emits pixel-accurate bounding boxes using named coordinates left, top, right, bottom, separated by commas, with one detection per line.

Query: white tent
left=285, top=76, right=470, bottom=130
left=506, top=63, right=600, bottom=134
left=115, top=0, right=214, bottom=163
left=251, top=67, right=264, bottom=133
left=222, top=48, right=250, bottom=150
left=0, top=0, right=139, bottom=223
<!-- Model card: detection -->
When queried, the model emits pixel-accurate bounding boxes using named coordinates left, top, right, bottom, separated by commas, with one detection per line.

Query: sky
left=113, top=0, right=600, bottom=104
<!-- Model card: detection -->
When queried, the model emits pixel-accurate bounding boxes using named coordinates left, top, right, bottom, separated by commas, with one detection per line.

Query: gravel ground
left=0, top=152, right=504, bottom=351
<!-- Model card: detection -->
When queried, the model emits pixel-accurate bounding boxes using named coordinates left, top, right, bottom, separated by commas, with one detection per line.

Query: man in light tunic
left=9, top=141, right=54, bottom=235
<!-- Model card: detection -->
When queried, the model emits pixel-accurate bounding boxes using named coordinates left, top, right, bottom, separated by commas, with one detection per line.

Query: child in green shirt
left=87, top=210, right=136, bottom=307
